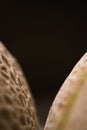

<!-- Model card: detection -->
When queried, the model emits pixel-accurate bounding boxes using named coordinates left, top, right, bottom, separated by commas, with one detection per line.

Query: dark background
left=0, top=1, right=87, bottom=126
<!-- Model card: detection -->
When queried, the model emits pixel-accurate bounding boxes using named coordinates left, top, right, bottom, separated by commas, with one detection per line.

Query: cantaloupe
left=0, top=42, right=40, bottom=130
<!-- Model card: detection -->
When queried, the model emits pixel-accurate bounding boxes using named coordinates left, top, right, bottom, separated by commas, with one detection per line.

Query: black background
left=0, top=1, right=87, bottom=126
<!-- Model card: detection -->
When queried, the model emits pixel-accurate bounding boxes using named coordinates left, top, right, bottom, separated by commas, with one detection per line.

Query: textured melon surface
left=0, top=42, right=40, bottom=130
left=44, top=52, right=87, bottom=130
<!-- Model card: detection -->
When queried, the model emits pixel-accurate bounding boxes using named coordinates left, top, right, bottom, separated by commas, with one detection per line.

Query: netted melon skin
left=0, top=42, right=40, bottom=130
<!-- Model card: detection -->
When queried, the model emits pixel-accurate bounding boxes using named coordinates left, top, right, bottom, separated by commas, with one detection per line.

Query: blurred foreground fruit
left=44, top=52, right=87, bottom=130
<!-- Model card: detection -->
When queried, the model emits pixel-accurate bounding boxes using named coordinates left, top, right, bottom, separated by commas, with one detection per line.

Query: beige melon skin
left=62, top=79, right=87, bottom=130
left=44, top=53, right=87, bottom=130
left=0, top=42, right=40, bottom=130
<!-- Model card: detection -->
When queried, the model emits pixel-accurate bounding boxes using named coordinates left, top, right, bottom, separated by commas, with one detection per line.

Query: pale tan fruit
left=44, top=53, right=87, bottom=130
left=0, top=42, right=40, bottom=130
